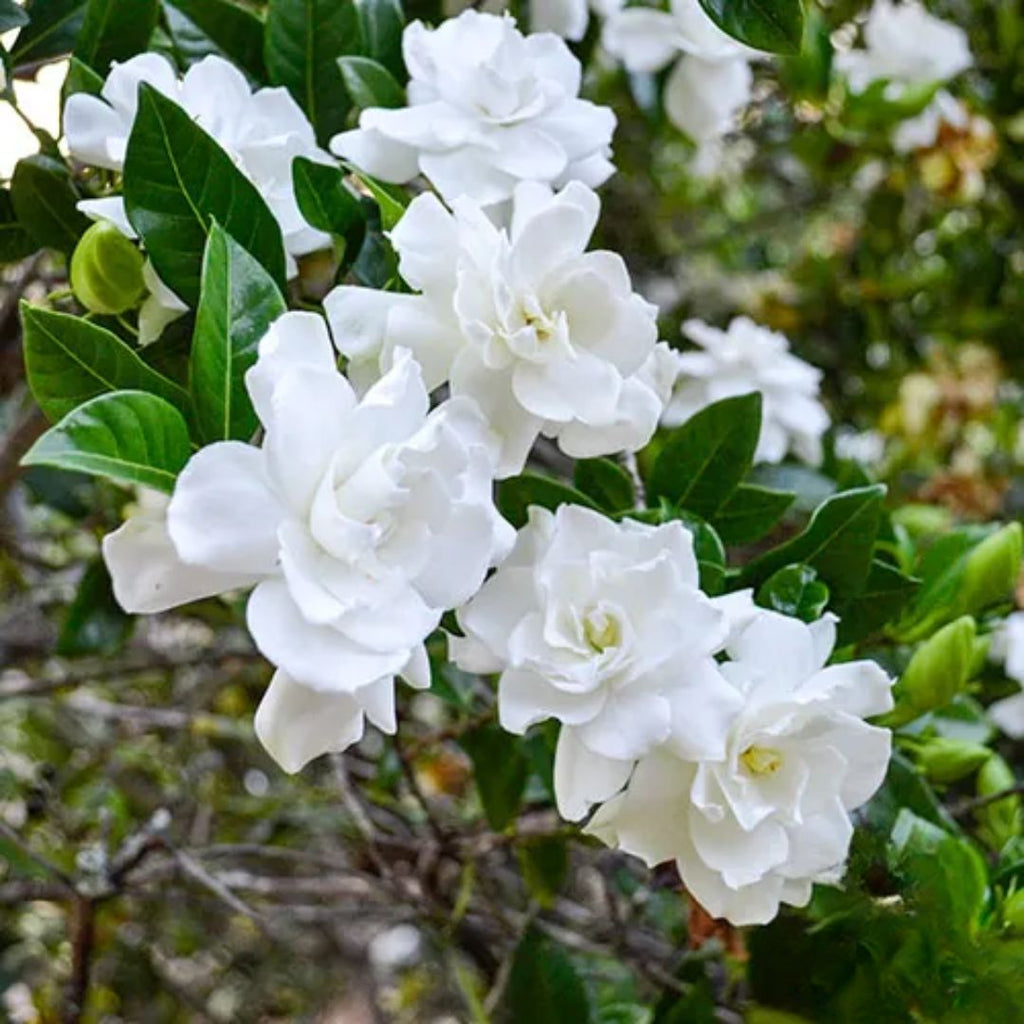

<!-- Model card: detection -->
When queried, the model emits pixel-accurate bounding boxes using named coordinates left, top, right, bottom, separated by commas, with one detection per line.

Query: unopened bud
left=916, top=738, right=991, bottom=784
left=70, top=220, right=145, bottom=315
left=975, top=754, right=1022, bottom=851
left=961, top=523, right=1023, bottom=618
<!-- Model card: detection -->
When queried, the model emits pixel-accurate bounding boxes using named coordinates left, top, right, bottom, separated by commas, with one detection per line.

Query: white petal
left=602, top=9, right=682, bottom=72
left=255, top=670, right=368, bottom=773
left=77, top=197, right=135, bottom=238
left=330, top=127, right=421, bottom=183
left=102, top=499, right=256, bottom=614
left=554, top=726, right=633, bottom=821
left=167, top=443, right=283, bottom=575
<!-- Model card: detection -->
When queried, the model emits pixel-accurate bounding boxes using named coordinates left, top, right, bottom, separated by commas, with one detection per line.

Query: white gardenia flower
left=588, top=610, right=894, bottom=926
left=64, top=53, right=333, bottom=271
left=663, top=317, right=830, bottom=465
left=531, top=0, right=624, bottom=41
left=987, top=613, right=1024, bottom=740
left=835, top=0, right=972, bottom=95
left=602, top=0, right=759, bottom=161
left=325, top=181, right=668, bottom=478
left=452, top=504, right=744, bottom=821
left=331, top=10, right=616, bottom=208
left=102, top=312, right=513, bottom=773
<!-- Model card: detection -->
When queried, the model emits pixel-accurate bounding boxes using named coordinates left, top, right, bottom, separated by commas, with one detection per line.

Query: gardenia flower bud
left=587, top=610, right=894, bottom=926
left=325, top=181, right=671, bottom=477
left=103, top=313, right=513, bottom=773
left=331, top=10, right=616, bottom=209
left=70, top=220, right=145, bottom=315
left=451, top=504, right=743, bottom=821
left=663, top=317, right=830, bottom=465
left=834, top=0, right=972, bottom=95
left=64, top=53, right=333, bottom=272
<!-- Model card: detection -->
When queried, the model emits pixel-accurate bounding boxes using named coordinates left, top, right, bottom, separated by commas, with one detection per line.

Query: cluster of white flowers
left=326, top=180, right=675, bottom=477
left=602, top=0, right=763, bottom=171
left=68, top=6, right=896, bottom=927
left=664, top=317, right=830, bottom=465
left=454, top=505, right=893, bottom=924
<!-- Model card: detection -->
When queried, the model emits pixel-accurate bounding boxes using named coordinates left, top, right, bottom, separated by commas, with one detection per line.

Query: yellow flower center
left=740, top=745, right=784, bottom=777
left=584, top=611, right=621, bottom=653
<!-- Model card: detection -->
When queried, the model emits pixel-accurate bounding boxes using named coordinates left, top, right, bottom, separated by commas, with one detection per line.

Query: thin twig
left=952, top=781, right=1024, bottom=819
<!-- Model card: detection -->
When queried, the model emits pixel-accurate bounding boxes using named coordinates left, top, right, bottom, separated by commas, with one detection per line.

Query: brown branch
left=64, top=896, right=96, bottom=1024
left=952, top=781, right=1024, bottom=819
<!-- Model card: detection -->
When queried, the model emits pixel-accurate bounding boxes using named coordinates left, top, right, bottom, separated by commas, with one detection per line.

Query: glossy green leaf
left=166, top=0, right=267, bottom=80
left=190, top=224, right=286, bottom=443
left=10, top=154, right=91, bottom=253
left=75, top=0, right=159, bottom=71
left=62, top=55, right=105, bottom=103
left=889, top=810, right=987, bottom=934
left=712, top=483, right=794, bottom=545
left=0, top=189, right=37, bottom=264
left=497, top=472, right=600, bottom=529
left=22, top=390, right=192, bottom=492
left=292, top=156, right=366, bottom=241
left=503, top=928, right=592, bottom=1024
left=338, top=54, right=404, bottom=110
left=347, top=167, right=408, bottom=231
left=264, top=0, right=362, bottom=144
left=740, top=484, right=886, bottom=598
left=123, top=83, right=286, bottom=306
left=573, top=457, right=635, bottom=513
left=357, top=0, right=404, bottom=80
left=863, top=751, right=961, bottom=837
left=757, top=564, right=829, bottom=623
left=675, top=510, right=726, bottom=595
left=647, top=392, right=762, bottom=518
left=22, top=303, right=188, bottom=423
left=0, top=0, right=29, bottom=31
left=10, top=0, right=85, bottom=67
left=459, top=724, right=528, bottom=832
left=697, top=0, right=804, bottom=55
left=57, top=558, right=132, bottom=656
left=836, top=559, right=918, bottom=644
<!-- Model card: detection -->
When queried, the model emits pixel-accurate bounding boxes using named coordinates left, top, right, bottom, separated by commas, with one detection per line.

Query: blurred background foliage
left=0, top=0, right=1023, bottom=1021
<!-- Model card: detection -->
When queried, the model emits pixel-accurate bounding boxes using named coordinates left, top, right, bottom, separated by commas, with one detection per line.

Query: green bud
left=891, top=503, right=954, bottom=539
left=960, top=523, right=1023, bottom=618
left=916, top=738, right=992, bottom=785
left=1004, top=889, right=1024, bottom=933
left=887, top=616, right=976, bottom=726
left=975, top=754, right=1022, bottom=852
left=70, top=220, right=145, bottom=315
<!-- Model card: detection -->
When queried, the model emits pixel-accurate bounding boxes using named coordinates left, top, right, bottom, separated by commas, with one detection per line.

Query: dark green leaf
left=517, top=836, right=569, bottom=909
left=22, top=303, right=188, bottom=423
left=757, top=564, right=829, bottom=622
left=348, top=167, right=408, bottom=231
left=75, top=0, right=159, bottom=72
left=836, top=559, right=918, bottom=645
left=57, top=558, right=132, bottom=656
left=740, top=485, right=886, bottom=599
left=0, top=189, right=38, bottom=264
left=191, top=224, right=286, bottom=443
left=123, top=83, right=286, bottom=306
left=862, top=751, right=961, bottom=837
left=62, top=55, right=105, bottom=103
left=291, top=156, right=366, bottom=244
left=22, top=390, right=192, bottom=492
left=264, top=0, right=362, bottom=145
left=357, top=0, right=404, bottom=80
left=675, top=510, right=726, bottom=595
left=338, top=54, right=404, bottom=110
left=0, top=0, right=28, bottom=31
left=11, top=0, right=85, bottom=67
left=497, top=472, right=600, bottom=529
left=647, top=392, right=762, bottom=519
left=712, top=483, right=794, bottom=545
left=573, top=458, right=635, bottom=513
left=503, top=928, right=591, bottom=1024
left=166, top=0, right=267, bottom=80
left=10, top=154, right=90, bottom=253
left=889, top=810, right=987, bottom=934
left=459, top=724, right=528, bottom=832
left=749, top=461, right=836, bottom=514
left=697, top=0, right=804, bottom=55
